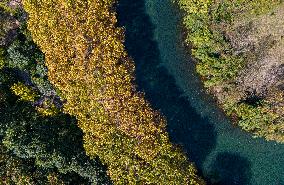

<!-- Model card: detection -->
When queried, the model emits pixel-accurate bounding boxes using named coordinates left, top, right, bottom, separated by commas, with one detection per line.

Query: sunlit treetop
left=23, top=0, right=205, bottom=184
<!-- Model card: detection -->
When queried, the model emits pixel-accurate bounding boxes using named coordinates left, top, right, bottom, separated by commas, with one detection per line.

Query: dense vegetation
left=19, top=0, right=205, bottom=184
left=0, top=143, right=88, bottom=184
left=0, top=2, right=111, bottom=184
left=176, top=0, right=284, bottom=142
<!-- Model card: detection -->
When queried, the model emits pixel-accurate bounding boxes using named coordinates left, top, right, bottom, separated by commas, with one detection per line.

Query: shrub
left=36, top=99, right=60, bottom=116
left=11, top=82, right=38, bottom=102
left=0, top=48, right=5, bottom=69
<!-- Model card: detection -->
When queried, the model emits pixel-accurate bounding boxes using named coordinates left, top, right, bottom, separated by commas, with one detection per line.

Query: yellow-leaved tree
left=22, top=0, right=205, bottom=184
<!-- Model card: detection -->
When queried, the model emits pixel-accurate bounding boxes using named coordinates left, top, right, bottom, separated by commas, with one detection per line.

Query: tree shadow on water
left=116, top=1, right=252, bottom=184
left=207, top=152, right=252, bottom=185
left=116, top=0, right=216, bottom=171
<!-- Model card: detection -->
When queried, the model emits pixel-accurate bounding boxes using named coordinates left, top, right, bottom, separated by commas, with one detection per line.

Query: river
left=116, top=0, right=284, bottom=184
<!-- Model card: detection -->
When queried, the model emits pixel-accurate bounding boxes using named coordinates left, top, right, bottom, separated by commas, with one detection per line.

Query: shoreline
left=173, top=2, right=241, bottom=128
left=173, top=0, right=284, bottom=143
left=141, top=0, right=284, bottom=184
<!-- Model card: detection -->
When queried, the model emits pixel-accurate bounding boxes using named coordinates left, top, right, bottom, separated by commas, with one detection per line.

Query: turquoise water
left=117, top=0, right=284, bottom=184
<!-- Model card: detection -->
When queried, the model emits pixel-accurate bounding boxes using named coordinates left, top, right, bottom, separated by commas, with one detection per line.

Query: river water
left=117, top=0, right=284, bottom=184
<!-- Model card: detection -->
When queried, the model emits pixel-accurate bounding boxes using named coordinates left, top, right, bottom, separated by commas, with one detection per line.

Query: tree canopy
left=22, top=0, right=205, bottom=184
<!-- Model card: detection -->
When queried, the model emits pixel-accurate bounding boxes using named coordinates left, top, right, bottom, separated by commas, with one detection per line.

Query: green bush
left=0, top=85, right=111, bottom=184
left=11, top=82, right=39, bottom=102
left=176, top=0, right=284, bottom=142
left=0, top=47, right=6, bottom=69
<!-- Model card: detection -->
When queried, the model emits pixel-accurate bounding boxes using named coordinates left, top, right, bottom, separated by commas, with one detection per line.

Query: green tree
left=176, top=0, right=284, bottom=142
left=0, top=84, right=111, bottom=184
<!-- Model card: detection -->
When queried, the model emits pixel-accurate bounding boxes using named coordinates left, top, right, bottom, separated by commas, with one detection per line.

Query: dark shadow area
left=116, top=1, right=253, bottom=184
left=207, top=152, right=252, bottom=185
left=116, top=0, right=216, bottom=174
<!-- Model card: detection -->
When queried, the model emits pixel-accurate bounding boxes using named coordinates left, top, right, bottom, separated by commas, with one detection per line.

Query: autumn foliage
left=22, top=0, right=204, bottom=184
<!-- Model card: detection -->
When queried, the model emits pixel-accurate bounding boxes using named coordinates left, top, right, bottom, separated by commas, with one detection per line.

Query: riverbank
left=175, top=0, right=284, bottom=143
